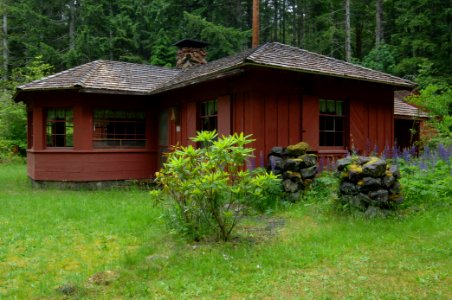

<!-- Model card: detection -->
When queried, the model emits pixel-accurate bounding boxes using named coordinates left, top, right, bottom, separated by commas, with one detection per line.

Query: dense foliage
left=0, top=0, right=450, bottom=78
left=152, top=131, right=282, bottom=241
left=0, top=0, right=450, bottom=155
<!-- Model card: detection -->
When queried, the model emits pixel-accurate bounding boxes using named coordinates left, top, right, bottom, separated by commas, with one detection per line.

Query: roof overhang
left=243, top=61, right=416, bottom=89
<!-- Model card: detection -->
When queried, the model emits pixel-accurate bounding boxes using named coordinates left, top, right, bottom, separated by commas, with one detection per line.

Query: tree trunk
left=69, top=0, right=76, bottom=51
left=236, top=0, right=242, bottom=28
left=281, top=0, right=286, bottom=44
left=252, top=0, right=260, bottom=47
left=298, top=1, right=305, bottom=48
left=345, top=0, right=351, bottom=62
left=109, top=2, right=113, bottom=60
left=274, top=0, right=278, bottom=41
left=2, top=12, right=7, bottom=80
left=375, top=0, right=383, bottom=47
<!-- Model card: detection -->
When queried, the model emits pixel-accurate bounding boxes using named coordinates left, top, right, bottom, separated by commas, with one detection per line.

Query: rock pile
left=337, top=156, right=403, bottom=216
left=268, top=141, right=318, bottom=201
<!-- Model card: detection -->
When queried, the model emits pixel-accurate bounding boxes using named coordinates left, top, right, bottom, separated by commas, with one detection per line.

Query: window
left=199, top=100, right=217, bottom=131
left=46, top=109, right=74, bottom=147
left=319, top=99, right=346, bottom=147
left=93, top=110, right=146, bottom=148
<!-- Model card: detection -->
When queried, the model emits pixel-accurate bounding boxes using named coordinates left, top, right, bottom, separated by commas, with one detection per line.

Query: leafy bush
left=152, top=131, right=283, bottom=242
left=246, top=168, right=284, bottom=213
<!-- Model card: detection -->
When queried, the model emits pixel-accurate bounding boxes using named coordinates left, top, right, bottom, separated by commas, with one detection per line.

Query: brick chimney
left=174, top=39, right=209, bottom=69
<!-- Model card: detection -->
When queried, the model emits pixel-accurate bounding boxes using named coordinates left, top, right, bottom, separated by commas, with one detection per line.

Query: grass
left=0, top=163, right=451, bottom=299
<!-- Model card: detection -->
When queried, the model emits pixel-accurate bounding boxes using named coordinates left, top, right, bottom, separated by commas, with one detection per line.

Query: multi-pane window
left=319, top=99, right=346, bottom=147
left=199, top=100, right=217, bottom=131
left=93, top=110, right=146, bottom=148
left=46, top=109, right=74, bottom=147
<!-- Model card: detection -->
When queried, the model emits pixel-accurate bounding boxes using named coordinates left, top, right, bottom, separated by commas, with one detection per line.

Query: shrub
left=153, top=131, right=283, bottom=242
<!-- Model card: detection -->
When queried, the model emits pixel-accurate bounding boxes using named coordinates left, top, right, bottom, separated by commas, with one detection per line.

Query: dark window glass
left=46, top=109, right=74, bottom=147
left=93, top=110, right=146, bottom=148
left=199, top=100, right=218, bottom=132
left=319, top=99, right=346, bottom=146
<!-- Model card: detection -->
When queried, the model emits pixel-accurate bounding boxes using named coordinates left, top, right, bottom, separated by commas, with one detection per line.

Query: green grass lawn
left=0, top=163, right=451, bottom=299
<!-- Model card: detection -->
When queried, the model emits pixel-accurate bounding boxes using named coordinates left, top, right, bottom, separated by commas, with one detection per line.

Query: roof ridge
left=244, top=43, right=270, bottom=60
left=75, top=60, right=103, bottom=87
left=244, top=42, right=274, bottom=61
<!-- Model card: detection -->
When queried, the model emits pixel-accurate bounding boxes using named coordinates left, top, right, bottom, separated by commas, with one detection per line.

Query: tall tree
left=68, top=0, right=76, bottom=51
left=375, top=0, right=383, bottom=47
left=2, top=6, right=7, bottom=80
left=345, top=0, right=351, bottom=61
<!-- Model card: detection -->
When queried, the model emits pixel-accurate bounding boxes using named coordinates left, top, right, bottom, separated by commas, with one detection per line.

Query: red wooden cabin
left=15, top=41, right=415, bottom=183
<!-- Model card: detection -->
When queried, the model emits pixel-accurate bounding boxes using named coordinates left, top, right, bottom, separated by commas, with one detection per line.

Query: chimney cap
left=173, top=39, right=209, bottom=48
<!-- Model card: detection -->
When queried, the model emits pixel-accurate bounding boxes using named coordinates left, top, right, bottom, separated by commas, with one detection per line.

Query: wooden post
left=252, top=0, right=260, bottom=48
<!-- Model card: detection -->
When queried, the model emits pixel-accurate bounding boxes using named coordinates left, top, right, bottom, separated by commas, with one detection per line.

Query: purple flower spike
left=259, top=150, right=264, bottom=168
left=438, top=144, right=450, bottom=162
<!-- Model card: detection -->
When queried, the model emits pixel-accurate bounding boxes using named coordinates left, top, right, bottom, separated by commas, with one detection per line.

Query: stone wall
left=337, top=156, right=403, bottom=216
left=268, top=142, right=317, bottom=201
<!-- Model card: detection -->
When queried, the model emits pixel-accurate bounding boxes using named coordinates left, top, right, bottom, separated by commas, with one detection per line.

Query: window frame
left=198, top=99, right=218, bottom=132
left=319, top=99, right=348, bottom=148
left=92, top=109, right=147, bottom=149
left=45, top=108, right=74, bottom=148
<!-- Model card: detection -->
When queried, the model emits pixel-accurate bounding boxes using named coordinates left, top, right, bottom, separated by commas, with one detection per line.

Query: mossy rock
left=286, top=141, right=309, bottom=156
left=284, top=170, right=302, bottom=181
left=347, top=163, right=363, bottom=182
left=362, top=157, right=387, bottom=177
left=284, top=158, right=303, bottom=171
left=298, top=154, right=317, bottom=168
left=337, top=157, right=352, bottom=171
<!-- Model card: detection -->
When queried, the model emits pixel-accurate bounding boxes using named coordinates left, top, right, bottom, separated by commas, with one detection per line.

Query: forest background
left=0, top=0, right=451, bottom=153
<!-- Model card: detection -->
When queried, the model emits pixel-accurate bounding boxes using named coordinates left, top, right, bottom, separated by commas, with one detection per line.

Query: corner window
left=46, top=109, right=74, bottom=147
left=93, top=110, right=146, bottom=148
left=199, top=100, right=217, bottom=131
left=319, top=99, right=346, bottom=147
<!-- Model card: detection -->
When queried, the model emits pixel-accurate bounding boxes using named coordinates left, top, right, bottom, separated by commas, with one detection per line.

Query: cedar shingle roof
left=247, top=43, right=415, bottom=88
left=17, top=60, right=180, bottom=94
left=394, top=90, right=429, bottom=118
left=16, top=42, right=416, bottom=96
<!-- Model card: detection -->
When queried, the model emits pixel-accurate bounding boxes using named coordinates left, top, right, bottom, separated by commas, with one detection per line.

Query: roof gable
left=16, top=42, right=416, bottom=97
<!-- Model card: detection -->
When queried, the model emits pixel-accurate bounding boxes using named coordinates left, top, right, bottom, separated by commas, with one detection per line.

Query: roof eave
left=14, top=85, right=150, bottom=102
left=80, top=88, right=150, bottom=96
left=13, top=86, right=82, bottom=102
left=244, top=61, right=416, bottom=89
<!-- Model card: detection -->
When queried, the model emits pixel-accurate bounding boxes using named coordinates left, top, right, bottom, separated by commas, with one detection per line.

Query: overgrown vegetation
left=153, top=131, right=282, bottom=242
left=398, top=144, right=452, bottom=208
left=1, top=162, right=450, bottom=298
left=0, top=56, right=54, bottom=160
left=409, top=81, right=452, bottom=147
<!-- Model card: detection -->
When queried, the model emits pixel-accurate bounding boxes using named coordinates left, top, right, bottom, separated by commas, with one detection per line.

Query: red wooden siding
left=25, top=91, right=158, bottom=182
left=349, top=88, right=394, bottom=155
left=301, top=95, right=319, bottom=149
left=28, top=151, right=155, bottom=181
left=23, top=67, right=398, bottom=182
left=217, top=95, right=231, bottom=136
